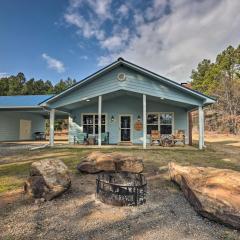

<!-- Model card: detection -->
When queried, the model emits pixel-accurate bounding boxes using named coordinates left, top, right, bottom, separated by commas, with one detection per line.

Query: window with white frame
left=147, top=112, right=173, bottom=135
left=160, top=113, right=173, bottom=134
left=147, top=113, right=158, bottom=134
left=82, top=114, right=106, bottom=134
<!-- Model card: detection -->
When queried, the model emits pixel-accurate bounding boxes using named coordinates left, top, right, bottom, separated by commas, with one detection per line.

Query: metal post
left=98, top=96, right=102, bottom=147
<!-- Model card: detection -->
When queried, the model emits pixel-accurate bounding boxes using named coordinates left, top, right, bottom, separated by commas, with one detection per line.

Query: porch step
left=118, top=141, right=133, bottom=146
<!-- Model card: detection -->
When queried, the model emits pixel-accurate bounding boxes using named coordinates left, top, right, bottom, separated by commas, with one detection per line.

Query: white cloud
left=90, top=0, right=112, bottom=19
left=64, top=12, right=105, bottom=40
left=42, top=53, right=65, bottom=73
left=117, top=4, right=129, bottom=17
left=99, top=0, right=240, bottom=82
left=0, top=72, right=9, bottom=78
left=64, top=0, right=240, bottom=82
left=80, top=55, right=88, bottom=60
left=100, top=28, right=129, bottom=51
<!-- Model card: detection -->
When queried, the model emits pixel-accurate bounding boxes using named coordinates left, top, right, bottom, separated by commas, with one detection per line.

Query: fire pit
left=96, top=171, right=147, bottom=206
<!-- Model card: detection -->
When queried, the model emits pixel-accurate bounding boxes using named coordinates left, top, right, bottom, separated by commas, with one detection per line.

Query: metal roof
left=0, top=95, right=53, bottom=108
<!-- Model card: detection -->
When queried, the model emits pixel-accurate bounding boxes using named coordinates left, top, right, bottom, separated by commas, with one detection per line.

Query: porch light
left=111, top=115, right=114, bottom=122
left=137, top=115, right=141, bottom=121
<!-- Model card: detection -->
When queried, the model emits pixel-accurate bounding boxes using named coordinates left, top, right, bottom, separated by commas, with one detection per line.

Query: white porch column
left=50, top=109, right=55, bottom=147
left=143, top=94, right=147, bottom=149
left=68, top=115, right=72, bottom=144
left=198, top=105, right=204, bottom=149
left=98, top=95, right=102, bottom=147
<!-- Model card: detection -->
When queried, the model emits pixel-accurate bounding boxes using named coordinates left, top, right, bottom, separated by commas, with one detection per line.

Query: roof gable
left=41, top=58, right=215, bottom=108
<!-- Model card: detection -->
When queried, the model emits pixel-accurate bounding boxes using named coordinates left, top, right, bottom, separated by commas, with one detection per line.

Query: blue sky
left=0, top=0, right=240, bottom=84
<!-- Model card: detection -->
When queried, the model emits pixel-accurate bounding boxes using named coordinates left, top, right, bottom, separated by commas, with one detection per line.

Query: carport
left=0, top=95, right=68, bottom=142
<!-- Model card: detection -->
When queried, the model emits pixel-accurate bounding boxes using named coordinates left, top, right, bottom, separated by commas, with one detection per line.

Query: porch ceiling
left=55, top=90, right=198, bottom=112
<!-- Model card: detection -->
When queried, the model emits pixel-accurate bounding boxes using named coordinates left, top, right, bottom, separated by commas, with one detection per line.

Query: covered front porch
left=46, top=90, right=205, bottom=149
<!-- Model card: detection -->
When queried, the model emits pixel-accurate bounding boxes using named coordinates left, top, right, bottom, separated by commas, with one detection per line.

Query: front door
left=120, top=115, right=131, bottom=142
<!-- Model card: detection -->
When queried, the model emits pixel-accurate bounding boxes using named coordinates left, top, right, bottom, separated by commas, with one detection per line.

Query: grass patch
left=0, top=161, right=31, bottom=193
left=0, top=143, right=239, bottom=194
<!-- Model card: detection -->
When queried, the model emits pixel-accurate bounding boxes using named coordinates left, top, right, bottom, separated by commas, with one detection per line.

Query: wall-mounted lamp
left=86, top=99, right=90, bottom=102
left=111, top=115, right=114, bottom=122
left=137, top=115, right=141, bottom=121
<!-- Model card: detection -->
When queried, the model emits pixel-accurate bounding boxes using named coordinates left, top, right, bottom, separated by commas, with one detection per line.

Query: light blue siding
left=0, top=111, right=45, bottom=141
left=69, top=95, right=188, bottom=145
left=48, top=65, right=203, bottom=109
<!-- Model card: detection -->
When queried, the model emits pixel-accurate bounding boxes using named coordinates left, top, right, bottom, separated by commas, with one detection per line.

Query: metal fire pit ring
left=96, top=171, right=147, bottom=206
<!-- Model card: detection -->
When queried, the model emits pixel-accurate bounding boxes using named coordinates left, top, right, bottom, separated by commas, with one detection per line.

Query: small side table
left=162, top=137, right=174, bottom=147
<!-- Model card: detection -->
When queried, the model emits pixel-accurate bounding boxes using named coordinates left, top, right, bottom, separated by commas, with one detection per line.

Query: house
left=0, top=58, right=215, bottom=148
left=41, top=58, right=215, bottom=149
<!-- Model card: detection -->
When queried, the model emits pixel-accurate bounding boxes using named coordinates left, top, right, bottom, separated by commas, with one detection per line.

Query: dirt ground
left=0, top=133, right=240, bottom=240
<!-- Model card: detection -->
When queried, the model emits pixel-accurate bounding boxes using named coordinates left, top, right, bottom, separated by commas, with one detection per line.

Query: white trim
left=186, top=111, right=189, bottom=145
left=50, top=109, right=55, bottom=147
left=41, top=61, right=120, bottom=105
left=68, top=115, right=72, bottom=144
left=146, top=112, right=174, bottom=135
left=41, top=60, right=215, bottom=106
left=98, top=96, right=102, bottom=147
left=143, top=94, right=147, bottom=149
left=119, top=114, right=133, bottom=142
left=124, top=61, right=215, bottom=103
left=81, top=113, right=108, bottom=135
left=198, top=106, right=204, bottom=149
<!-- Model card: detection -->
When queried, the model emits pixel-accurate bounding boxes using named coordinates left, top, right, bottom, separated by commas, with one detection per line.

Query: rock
left=34, top=198, right=45, bottom=204
left=77, top=151, right=144, bottom=173
left=77, top=161, right=101, bottom=174
left=168, top=162, right=240, bottom=229
left=24, top=159, right=71, bottom=200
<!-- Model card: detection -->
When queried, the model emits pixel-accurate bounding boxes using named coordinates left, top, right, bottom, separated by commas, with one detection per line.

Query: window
left=82, top=114, right=106, bottom=134
left=147, top=112, right=174, bottom=135
left=147, top=113, right=158, bottom=134
left=160, top=113, right=173, bottom=134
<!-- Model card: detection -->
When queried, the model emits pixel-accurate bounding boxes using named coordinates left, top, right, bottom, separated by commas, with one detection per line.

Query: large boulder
left=24, top=159, right=71, bottom=200
left=77, top=151, right=144, bottom=173
left=169, top=162, right=240, bottom=229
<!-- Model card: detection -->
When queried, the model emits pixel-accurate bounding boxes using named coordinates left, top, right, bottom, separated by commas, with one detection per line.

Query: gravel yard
left=0, top=136, right=240, bottom=240
left=1, top=171, right=240, bottom=240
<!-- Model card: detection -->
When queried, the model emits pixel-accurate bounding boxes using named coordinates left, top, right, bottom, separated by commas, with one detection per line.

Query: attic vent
left=117, top=72, right=126, bottom=81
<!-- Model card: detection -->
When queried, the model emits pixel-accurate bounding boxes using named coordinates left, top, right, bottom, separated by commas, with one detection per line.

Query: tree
left=54, top=78, right=76, bottom=94
left=7, top=72, right=26, bottom=95
left=191, top=45, right=240, bottom=134
left=0, top=74, right=76, bottom=96
left=0, top=77, right=9, bottom=95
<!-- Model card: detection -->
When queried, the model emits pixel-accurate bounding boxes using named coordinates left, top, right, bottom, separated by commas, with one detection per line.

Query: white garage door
left=19, top=119, right=32, bottom=140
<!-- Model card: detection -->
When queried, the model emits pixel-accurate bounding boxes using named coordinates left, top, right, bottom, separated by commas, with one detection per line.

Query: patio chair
left=74, top=132, right=88, bottom=144
left=95, top=132, right=109, bottom=145
left=150, top=130, right=161, bottom=145
left=173, top=130, right=185, bottom=146
left=34, top=132, right=46, bottom=141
